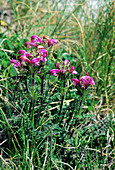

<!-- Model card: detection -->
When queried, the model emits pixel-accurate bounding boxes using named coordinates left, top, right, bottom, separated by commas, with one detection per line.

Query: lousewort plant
left=71, top=72, right=95, bottom=89
left=11, top=35, right=57, bottom=107
left=49, top=60, right=77, bottom=117
left=68, top=72, right=95, bottom=137
left=10, top=35, right=95, bottom=143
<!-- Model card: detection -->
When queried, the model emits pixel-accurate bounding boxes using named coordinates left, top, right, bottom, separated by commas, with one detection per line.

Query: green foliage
left=0, top=0, right=114, bottom=169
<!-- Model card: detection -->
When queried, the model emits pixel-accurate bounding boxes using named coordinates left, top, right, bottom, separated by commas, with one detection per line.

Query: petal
left=31, top=58, right=39, bottom=63
left=19, top=50, right=31, bottom=57
left=37, top=71, right=40, bottom=75
left=53, top=73, right=58, bottom=76
left=70, top=66, right=77, bottom=74
left=25, top=52, right=31, bottom=57
left=25, top=41, right=37, bottom=48
left=62, top=68, right=65, bottom=74
left=31, top=35, right=43, bottom=43
left=70, top=66, right=74, bottom=72
left=11, top=59, right=21, bottom=67
left=50, top=39, right=58, bottom=45
left=80, top=78, right=89, bottom=88
left=19, top=56, right=31, bottom=64
left=71, top=78, right=80, bottom=86
left=49, top=69, right=61, bottom=76
left=43, top=35, right=51, bottom=46
left=40, top=56, right=47, bottom=62
left=37, top=45, right=45, bottom=50
left=86, top=72, right=89, bottom=76
left=11, top=59, right=16, bottom=64
left=13, top=64, right=16, bottom=68
left=72, top=71, right=77, bottom=75
left=64, top=60, right=70, bottom=66
left=19, top=50, right=27, bottom=55
left=39, top=49, right=48, bottom=57
left=55, top=62, right=59, bottom=68
left=90, top=77, right=95, bottom=85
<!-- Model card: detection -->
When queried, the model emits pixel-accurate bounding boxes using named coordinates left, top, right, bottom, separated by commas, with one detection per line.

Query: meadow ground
left=0, top=0, right=115, bottom=169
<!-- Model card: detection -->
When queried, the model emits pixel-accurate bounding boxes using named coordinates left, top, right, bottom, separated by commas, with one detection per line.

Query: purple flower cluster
left=10, top=59, right=21, bottom=68
left=10, top=35, right=95, bottom=89
left=11, top=35, right=57, bottom=71
left=49, top=60, right=77, bottom=76
left=49, top=60, right=95, bottom=88
left=71, top=72, right=95, bottom=89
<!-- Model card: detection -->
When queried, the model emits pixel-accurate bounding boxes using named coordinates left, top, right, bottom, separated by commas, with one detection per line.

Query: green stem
left=41, top=74, right=44, bottom=106
left=29, top=74, right=35, bottom=129
left=60, top=93, right=84, bottom=142
left=69, top=95, right=84, bottom=138
left=25, top=79, right=29, bottom=93
left=59, top=80, right=66, bottom=117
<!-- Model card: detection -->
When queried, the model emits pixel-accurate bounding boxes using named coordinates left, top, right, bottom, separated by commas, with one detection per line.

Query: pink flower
left=71, top=72, right=95, bottom=88
left=39, top=49, right=48, bottom=57
left=89, top=77, right=95, bottom=85
left=50, top=39, right=58, bottom=45
left=39, top=49, right=48, bottom=62
left=37, top=71, right=40, bottom=75
left=19, top=50, right=26, bottom=55
left=64, top=60, right=70, bottom=66
left=19, top=56, right=31, bottom=64
left=62, top=68, right=65, bottom=74
left=80, top=77, right=89, bottom=88
left=25, top=41, right=37, bottom=48
left=50, top=60, right=77, bottom=77
left=70, top=66, right=77, bottom=75
left=31, top=35, right=43, bottom=44
left=49, top=69, right=61, bottom=76
left=55, top=62, right=60, bottom=68
left=40, top=56, right=47, bottom=62
left=80, top=73, right=95, bottom=88
left=19, top=50, right=31, bottom=57
left=71, top=78, right=80, bottom=86
left=86, top=72, right=89, bottom=76
left=11, top=59, right=21, bottom=68
left=43, top=35, right=52, bottom=46
left=37, top=45, right=45, bottom=50
left=31, top=58, right=39, bottom=66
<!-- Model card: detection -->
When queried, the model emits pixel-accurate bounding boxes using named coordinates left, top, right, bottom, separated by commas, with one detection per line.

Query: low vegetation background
left=0, top=0, right=114, bottom=169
